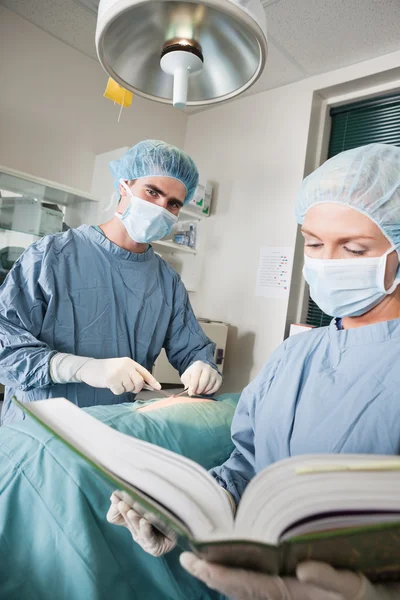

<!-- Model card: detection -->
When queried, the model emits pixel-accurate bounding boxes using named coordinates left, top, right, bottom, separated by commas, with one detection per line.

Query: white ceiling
left=2, top=0, right=400, bottom=100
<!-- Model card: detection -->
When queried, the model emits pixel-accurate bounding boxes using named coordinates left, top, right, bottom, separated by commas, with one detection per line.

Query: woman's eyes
left=344, top=246, right=367, bottom=256
left=306, top=243, right=323, bottom=248
left=306, top=242, right=367, bottom=256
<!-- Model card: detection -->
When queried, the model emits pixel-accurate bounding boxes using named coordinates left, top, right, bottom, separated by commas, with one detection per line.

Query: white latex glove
left=180, top=361, right=222, bottom=396
left=106, top=493, right=177, bottom=557
left=50, top=352, right=161, bottom=395
left=180, top=556, right=400, bottom=600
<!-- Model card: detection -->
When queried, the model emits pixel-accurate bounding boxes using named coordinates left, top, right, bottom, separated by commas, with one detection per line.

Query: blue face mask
left=116, top=180, right=178, bottom=243
left=303, top=248, right=400, bottom=318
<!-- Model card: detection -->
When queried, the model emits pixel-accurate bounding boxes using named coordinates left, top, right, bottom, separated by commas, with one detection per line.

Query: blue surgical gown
left=0, top=225, right=216, bottom=424
left=212, top=318, right=400, bottom=504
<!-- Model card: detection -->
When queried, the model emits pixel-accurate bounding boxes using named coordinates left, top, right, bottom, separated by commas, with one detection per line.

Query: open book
left=16, top=398, right=400, bottom=582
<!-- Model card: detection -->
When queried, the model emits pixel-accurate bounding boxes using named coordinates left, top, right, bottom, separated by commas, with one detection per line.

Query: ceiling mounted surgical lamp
left=96, top=0, right=268, bottom=108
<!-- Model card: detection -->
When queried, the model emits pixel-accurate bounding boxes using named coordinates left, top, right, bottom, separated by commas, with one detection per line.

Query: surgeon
left=108, top=144, right=400, bottom=599
left=0, top=140, right=221, bottom=425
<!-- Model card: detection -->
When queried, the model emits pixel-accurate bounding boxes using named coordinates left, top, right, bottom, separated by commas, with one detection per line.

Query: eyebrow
left=300, top=227, right=375, bottom=241
left=144, top=184, right=184, bottom=207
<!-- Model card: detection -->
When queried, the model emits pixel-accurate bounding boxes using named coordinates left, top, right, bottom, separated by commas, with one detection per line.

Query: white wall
left=0, top=6, right=187, bottom=193
left=184, top=50, right=400, bottom=392
left=184, top=85, right=313, bottom=392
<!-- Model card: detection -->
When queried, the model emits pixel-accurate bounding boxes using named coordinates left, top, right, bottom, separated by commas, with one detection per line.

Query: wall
left=184, top=50, right=400, bottom=392
left=184, top=84, right=313, bottom=392
left=0, top=6, right=187, bottom=193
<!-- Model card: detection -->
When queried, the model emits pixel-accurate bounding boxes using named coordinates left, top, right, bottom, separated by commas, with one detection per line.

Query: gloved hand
left=50, top=353, right=161, bottom=395
left=106, top=493, right=177, bottom=557
left=180, top=555, right=400, bottom=600
left=181, top=361, right=222, bottom=396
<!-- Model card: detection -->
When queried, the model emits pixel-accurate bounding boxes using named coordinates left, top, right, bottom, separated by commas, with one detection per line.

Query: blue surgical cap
left=109, top=140, right=199, bottom=204
left=296, top=143, right=400, bottom=252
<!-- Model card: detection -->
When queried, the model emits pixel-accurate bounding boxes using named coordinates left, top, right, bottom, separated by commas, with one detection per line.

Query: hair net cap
left=296, top=143, right=400, bottom=251
left=109, top=140, right=199, bottom=204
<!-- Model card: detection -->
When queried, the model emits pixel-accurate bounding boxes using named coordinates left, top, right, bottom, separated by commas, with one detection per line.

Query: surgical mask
left=116, top=180, right=178, bottom=243
left=303, top=248, right=400, bottom=317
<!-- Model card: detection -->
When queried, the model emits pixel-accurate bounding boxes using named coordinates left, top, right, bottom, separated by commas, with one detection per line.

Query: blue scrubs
left=212, top=319, right=400, bottom=503
left=0, top=225, right=216, bottom=424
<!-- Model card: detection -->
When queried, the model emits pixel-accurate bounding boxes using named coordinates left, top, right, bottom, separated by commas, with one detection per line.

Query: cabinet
left=0, top=165, right=98, bottom=283
left=152, top=321, right=228, bottom=385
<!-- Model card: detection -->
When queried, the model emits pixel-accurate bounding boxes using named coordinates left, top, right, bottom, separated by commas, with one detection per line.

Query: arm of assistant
left=163, top=278, right=222, bottom=396
left=0, top=245, right=56, bottom=390
left=210, top=377, right=259, bottom=504
left=211, top=346, right=285, bottom=504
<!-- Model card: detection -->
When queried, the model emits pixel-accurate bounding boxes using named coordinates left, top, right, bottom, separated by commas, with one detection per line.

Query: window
left=305, top=92, right=400, bottom=327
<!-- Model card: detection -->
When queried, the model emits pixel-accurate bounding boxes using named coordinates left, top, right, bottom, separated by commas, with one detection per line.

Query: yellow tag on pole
left=104, top=78, right=133, bottom=108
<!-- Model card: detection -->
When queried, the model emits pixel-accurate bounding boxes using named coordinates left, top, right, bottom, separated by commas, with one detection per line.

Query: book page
left=234, top=454, right=400, bottom=544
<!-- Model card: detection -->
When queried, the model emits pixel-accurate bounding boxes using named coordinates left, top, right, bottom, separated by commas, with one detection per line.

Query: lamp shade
left=96, top=0, right=268, bottom=107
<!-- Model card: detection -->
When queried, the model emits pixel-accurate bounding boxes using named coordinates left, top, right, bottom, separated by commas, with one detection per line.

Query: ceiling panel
left=1, top=0, right=97, bottom=59
left=266, top=0, right=400, bottom=75
left=243, top=37, right=306, bottom=97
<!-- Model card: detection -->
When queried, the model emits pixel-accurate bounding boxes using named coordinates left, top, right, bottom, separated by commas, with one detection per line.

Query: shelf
left=179, top=207, right=208, bottom=221
left=0, top=165, right=98, bottom=207
left=0, top=225, right=42, bottom=238
left=152, top=240, right=197, bottom=254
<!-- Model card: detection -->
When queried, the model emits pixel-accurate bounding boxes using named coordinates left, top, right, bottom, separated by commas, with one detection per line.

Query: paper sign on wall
left=255, top=246, right=294, bottom=299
